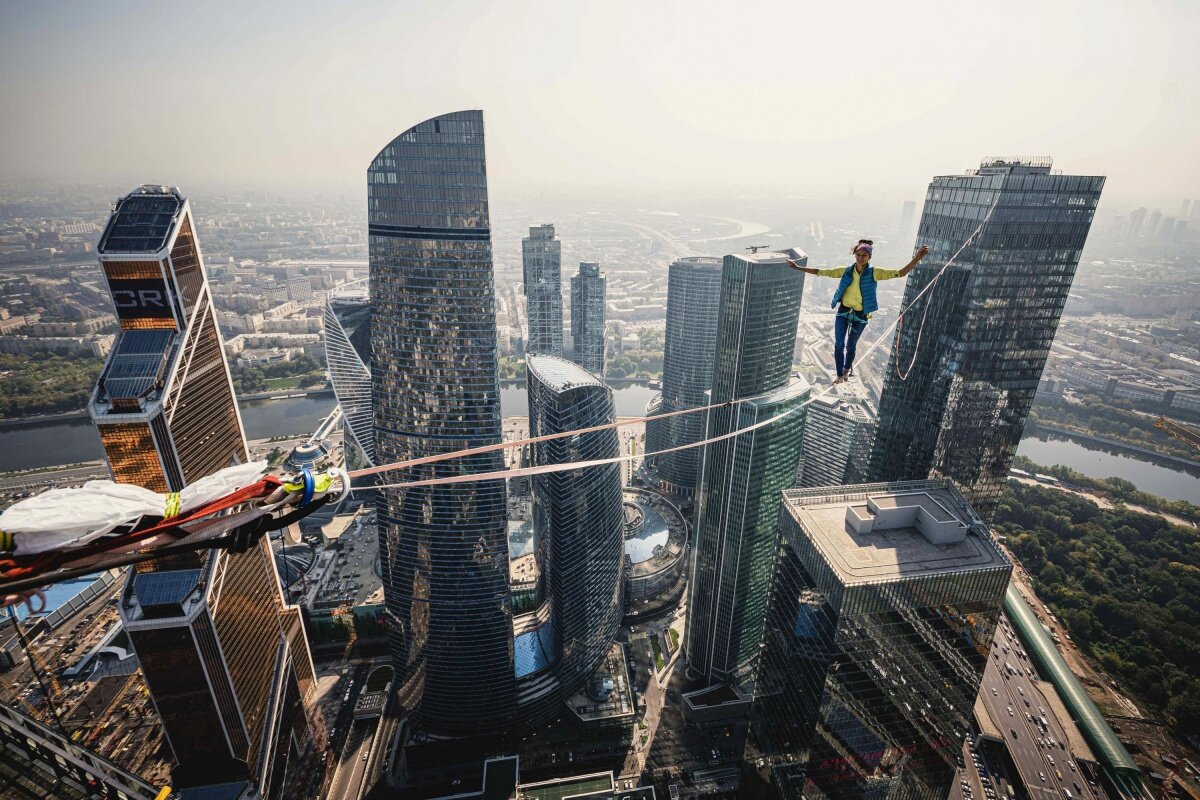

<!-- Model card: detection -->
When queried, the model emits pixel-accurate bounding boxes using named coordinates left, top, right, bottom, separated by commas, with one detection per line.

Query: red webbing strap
left=0, top=476, right=282, bottom=585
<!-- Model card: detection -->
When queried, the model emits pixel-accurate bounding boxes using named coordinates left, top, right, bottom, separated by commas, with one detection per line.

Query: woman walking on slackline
left=788, top=240, right=929, bottom=384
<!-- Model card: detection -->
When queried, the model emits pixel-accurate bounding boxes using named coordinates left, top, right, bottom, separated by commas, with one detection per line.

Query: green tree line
left=230, top=354, right=325, bottom=395
left=0, top=352, right=104, bottom=418
left=991, top=481, right=1200, bottom=739
left=1031, top=394, right=1197, bottom=461
left=1011, top=455, right=1200, bottom=523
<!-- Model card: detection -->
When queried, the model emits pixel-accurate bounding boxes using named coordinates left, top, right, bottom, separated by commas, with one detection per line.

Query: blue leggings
left=834, top=310, right=867, bottom=377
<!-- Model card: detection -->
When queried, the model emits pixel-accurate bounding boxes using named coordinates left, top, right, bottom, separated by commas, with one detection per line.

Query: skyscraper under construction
left=90, top=185, right=316, bottom=798
left=870, top=158, right=1104, bottom=512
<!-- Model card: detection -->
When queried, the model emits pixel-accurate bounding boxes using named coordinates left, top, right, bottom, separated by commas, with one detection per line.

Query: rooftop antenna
left=746, top=244, right=770, bottom=254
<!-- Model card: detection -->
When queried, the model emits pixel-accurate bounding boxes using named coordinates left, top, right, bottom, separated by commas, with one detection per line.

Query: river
left=1015, top=433, right=1199, bottom=504
left=3, top=390, right=1195, bottom=502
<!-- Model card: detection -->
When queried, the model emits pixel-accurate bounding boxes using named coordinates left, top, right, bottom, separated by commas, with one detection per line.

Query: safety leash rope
left=893, top=196, right=1000, bottom=381
left=357, top=239, right=988, bottom=493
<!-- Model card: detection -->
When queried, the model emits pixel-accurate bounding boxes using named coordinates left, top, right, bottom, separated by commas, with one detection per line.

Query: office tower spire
left=523, top=224, right=564, bottom=357
left=869, top=158, right=1104, bottom=512
left=644, top=256, right=723, bottom=496
left=749, top=480, right=1011, bottom=799
left=91, top=185, right=316, bottom=798
left=570, top=261, right=606, bottom=375
left=369, top=111, right=518, bottom=734
left=685, top=248, right=810, bottom=685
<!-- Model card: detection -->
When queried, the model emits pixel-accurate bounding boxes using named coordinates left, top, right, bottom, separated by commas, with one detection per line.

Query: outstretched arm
left=897, top=245, right=930, bottom=277
left=786, top=259, right=821, bottom=275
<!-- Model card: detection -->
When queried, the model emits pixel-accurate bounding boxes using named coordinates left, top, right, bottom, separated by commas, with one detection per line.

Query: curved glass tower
left=323, top=279, right=374, bottom=466
left=524, top=355, right=623, bottom=719
left=645, top=256, right=722, bottom=495
left=368, top=111, right=516, bottom=734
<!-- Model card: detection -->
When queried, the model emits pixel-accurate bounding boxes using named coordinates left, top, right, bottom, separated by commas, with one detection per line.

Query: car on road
left=1039, top=773, right=1046, bottom=782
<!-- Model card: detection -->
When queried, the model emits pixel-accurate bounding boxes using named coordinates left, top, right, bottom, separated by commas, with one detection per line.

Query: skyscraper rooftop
left=781, top=483, right=1009, bottom=584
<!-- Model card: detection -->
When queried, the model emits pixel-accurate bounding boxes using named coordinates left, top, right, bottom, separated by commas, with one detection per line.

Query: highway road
left=327, top=721, right=374, bottom=800
left=977, top=613, right=1098, bottom=800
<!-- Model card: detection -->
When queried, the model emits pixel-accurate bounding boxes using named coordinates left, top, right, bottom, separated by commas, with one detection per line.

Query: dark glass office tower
left=324, top=279, right=374, bottom=466
left=523, top=224, right=563, bottom=357
left=685, top=248, right=810, bottom=684
left=748, top=480, right=1011, bottom=800
left=90, top=186, right=316, bottom=798
left=796, top=382, right=876, bottom=488
left=570, top=261, right=606, bottom=375
left=520, top=355, right=623, bottom=718
left=644, top=256, right=722, bottom=496
left=869, top=158, right=1104, bottom=512
left=368, top=111, right=518, bottom=734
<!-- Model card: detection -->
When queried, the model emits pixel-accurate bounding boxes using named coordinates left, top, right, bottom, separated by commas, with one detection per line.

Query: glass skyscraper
left=522, top=224, right=563, bottom=357
left=519, top=355, right=623, bottom=718
left=323, top=279, right=374, bottom=466
left=869, top=158, right=1104, bottom=512
left=685, top=248, right=810, bottom=684
left=570, top=261, right=606, bottom=375
left=795, top=381, right=877, bottom=488
left=368, top=111, right=518, bottom=734
left=644, top=256, right=723, bottom=496
left=748, top=480, right=1011, bottom=800
left=90, top=186, right=315, bottom=799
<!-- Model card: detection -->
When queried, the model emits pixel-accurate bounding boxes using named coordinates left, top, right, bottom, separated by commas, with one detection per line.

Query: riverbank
left=0, top=410, right=89, bottom=428
left=1028, top=420, right=1200, bottom=471
left=0, top=386, right=339, bottom=429
left=1011, top=477, right=1196, bottom=529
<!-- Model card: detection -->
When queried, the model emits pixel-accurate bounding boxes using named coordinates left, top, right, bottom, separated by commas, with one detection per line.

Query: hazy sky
left=2, top=0, right=1197, bottom=204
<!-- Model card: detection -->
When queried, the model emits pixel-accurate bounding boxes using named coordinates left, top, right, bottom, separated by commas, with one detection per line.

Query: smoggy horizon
left=3, top=1, right=1197, bottom=209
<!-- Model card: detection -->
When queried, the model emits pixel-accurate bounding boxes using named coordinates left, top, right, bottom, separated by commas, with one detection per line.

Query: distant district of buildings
left=7, top=126, right=1200, bottom=800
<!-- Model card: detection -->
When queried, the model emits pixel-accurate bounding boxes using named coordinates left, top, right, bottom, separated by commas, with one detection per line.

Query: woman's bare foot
left=833, top=375, right=846, bottom=384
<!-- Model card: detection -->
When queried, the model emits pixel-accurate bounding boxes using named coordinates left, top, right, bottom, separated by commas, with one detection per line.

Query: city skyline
left=0, top=15, right=1196, bottom=788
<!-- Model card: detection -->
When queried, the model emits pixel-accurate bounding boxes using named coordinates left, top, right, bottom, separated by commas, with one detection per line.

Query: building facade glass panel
left=324, top=283, right=375, bottom=465
left=796, top=384, right=877, bottom=488
left=869, top=159, right=1104, bottom=512
left=92, top=186, right=315, bottom=797
left=570, top=261, right=606, bottom=375
left=685, top=249, right=810, bottom=684
left=525, top=355, right=623, bottom=721
left=749, top=481, right=1012, bottom=800
left=523, top=224, right=563, bottom=357
left=368, top=111, right=518, bottom=734
left=644, top=256, right=722, bottom=494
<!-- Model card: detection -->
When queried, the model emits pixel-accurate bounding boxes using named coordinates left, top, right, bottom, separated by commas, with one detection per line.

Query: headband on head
left=853, top=243, right=873, bottom=256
